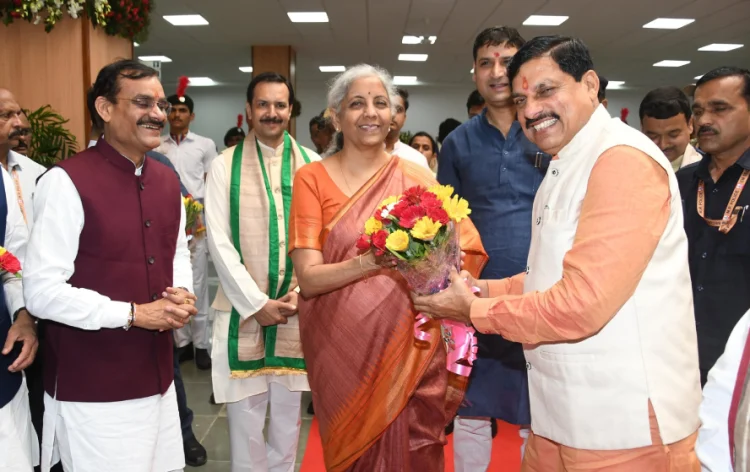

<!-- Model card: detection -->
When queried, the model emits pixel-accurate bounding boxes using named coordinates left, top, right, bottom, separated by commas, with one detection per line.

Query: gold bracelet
left=359, top=254, right=369, bottom=283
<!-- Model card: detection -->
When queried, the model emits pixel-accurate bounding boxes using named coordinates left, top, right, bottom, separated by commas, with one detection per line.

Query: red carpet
left=300, top=418, right=523, bottom=471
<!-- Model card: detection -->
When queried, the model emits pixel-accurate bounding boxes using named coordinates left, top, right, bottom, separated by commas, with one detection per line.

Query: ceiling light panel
left=163, top=15, right=209, bottom=26
left=138, top=55, right=172, bottom=62
left=643, top=18, right=694, bottom=29
left=399, top=54, right=428, bottom=62
left=523, top=15, right=569, bottom=26
left=653, top=60, right=691, bottom=67
left=698, top=43, right=743, bottom=52
left=188, top=77, right=217, bottom=86
left=287, top=12, right=329, bottom=23
left=319, top=66, right=346, bottom=72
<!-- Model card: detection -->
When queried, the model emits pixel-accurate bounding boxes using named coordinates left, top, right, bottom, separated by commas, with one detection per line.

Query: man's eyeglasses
left=118, top=97, right=172, bottom=115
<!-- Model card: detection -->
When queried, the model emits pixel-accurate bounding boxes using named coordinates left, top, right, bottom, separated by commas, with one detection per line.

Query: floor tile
left=185, top=381, right=224, bottom=416
left=201, top=416, right=232, bottom=462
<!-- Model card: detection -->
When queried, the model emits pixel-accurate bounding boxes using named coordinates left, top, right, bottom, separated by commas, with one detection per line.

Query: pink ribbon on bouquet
left=413, top=282, right=481, bottom=377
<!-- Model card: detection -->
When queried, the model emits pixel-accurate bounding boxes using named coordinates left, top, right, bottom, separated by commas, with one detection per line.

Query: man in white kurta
left=157, top=93, right=218, bottom=370
left=206, top=72, right=318, bottom=472
left=23, top=59, right=196, bottom=472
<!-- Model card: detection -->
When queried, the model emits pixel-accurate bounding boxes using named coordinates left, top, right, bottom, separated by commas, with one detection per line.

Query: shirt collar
left=479, top=108, right=523, bottom=139
left=169, top=130, right=193, bottom=144
left=695, top=146, right=750, bottom=182
left=7, top=150, right=21, bottom=171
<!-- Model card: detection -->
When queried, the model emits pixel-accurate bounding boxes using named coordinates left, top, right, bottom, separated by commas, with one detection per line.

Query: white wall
left=183, top=83, right=647, bottom=151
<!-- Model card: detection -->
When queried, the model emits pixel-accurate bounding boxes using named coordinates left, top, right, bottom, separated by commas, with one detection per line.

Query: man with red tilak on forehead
left=413, top=35, right=702, bottom=471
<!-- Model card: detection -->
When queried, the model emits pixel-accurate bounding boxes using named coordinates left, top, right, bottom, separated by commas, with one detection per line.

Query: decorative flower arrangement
left=356, top=184, right=471, bottom=261
left=183, top=194, right=205, bottom=240
left=357, top=184, right=478, bottom=378
left=0, top=246, right=22, bottom=278
left=1, top=0, right=152, bottom=41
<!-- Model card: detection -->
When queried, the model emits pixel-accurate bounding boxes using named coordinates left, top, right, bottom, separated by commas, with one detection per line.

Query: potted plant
left=25, top=105, right=78, bottom=168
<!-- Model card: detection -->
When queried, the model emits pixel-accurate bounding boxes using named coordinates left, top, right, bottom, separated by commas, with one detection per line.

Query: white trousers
left=174, top=236, right=211, bottom=349
left=453, top=417, right=530, bottom=472
left=226, top=382, right=302, bottom=472
left=0, top=378, right=39, bottom=471
left=42, top=383, right=184, bottom=472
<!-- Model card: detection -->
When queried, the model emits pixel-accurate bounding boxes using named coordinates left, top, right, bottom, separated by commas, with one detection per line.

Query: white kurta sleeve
left=2, top=168, right=28, bottom=316
left=205, top=156, right=268, bottom=319
left=173, top=196, right=193, bottom=293
left=698, top=309, right=750, bottom=471
left=23, top=167, right=130, bottom=330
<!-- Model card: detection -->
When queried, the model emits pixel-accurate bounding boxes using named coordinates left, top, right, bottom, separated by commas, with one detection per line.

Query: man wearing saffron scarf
left=414, top=36, right=702, bottom=470
left=205, top=72, right=319, bottom=472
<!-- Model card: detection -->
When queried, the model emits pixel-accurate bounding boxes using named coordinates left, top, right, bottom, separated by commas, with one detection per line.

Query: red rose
left=355, top=234, right=371, bottom=252
left=427, top=206, right=450, bottom=225
left=373, top=209, right=385, bottom=222
left=398, top=205, right=426, bottom=229
left=371, top=230, right=388, bottom=256
left=0, top=252, right=21, bottom=274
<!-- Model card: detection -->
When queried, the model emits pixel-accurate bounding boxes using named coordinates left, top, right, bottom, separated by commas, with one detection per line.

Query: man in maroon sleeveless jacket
left=23, top=60, right=198, bottom=472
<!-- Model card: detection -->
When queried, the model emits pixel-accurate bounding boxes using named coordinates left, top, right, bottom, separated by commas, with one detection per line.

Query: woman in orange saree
left=289, top=64, right=487, bottom=471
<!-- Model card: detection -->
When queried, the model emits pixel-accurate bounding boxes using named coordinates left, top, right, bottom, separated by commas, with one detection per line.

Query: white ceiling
left=139, top=0, right=750, bottom=95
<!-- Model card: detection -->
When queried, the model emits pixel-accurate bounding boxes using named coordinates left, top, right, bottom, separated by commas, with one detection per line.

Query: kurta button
left=702, top=252, right=707, bottom=259
left=151, top=293, right=158, bottom=301
left=274, top=187, right=281, bottom=194
left=712, top=188, right=719, bottom=194
left=536, top=217, right=541, bottom=225
left=526, top=266, right=530, bottom=274
left=145, top=220, right=151, bottom=228
left=279, top=269, right=285, bottom=276
left=697, top=284, right=704, bottom=292
left=279, top=241, right=285, bottom=248
left=551, top=169, right=559, bottom=176
left=148, top=256, right=155, bottom=264
left=526, top=362, right=532, bottom=370
left=139, top=182, right=145, bottom=190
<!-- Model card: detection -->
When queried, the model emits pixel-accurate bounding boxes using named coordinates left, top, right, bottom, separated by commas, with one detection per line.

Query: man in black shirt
left=677, top=66, right=750, bottom=386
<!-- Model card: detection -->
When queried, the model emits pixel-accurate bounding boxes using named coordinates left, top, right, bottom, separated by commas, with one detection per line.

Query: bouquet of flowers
left=0, top=246, right=22, bottom=278
left=356, top=184, right=479, bottom=377
left=183, top=194, right=205, bottom=242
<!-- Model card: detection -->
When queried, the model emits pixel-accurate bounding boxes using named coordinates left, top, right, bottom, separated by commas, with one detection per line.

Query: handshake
left=134, top=286, right=199, bottom=331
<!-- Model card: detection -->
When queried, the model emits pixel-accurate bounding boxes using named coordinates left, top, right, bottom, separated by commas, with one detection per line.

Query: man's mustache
left=8, top=129, right=21, bottom=139
left=698, top=126, right=718, bottom=135
left=137, top=118, right=165, bottom=128
left=526, top=113, right=560, bottom=129
left=260, top=117, right=283, bottom=124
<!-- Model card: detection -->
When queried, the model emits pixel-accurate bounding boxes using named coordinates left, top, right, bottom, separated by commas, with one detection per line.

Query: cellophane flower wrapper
left=393, top=223, right=478, bottom=377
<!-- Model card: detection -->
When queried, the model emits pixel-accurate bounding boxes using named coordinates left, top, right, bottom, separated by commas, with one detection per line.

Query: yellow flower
left=0, top=247, right=6, bottom=257
left=386, top=230, right=410, bottom=252
left=443, top=195, right=472, bottom=222
left=193, top=201, right=204, bottom=212
left=427, top=184, right=454, bottom=202
left=364, top=217, right=383, bottom=235
left=380, top=195, right=400, bottom=207
left=410, top=217, right=442, bottom=241
left=183, top=196, right=190, bottom=206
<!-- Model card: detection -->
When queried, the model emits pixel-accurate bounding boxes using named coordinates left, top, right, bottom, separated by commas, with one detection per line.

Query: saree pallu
left=298, top=157, right=487, bottom=471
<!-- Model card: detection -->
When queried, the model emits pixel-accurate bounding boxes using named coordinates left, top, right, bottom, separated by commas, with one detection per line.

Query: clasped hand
left=253, top=291, right=299, bottom=327
left=3, top=309, right=38, bottom=372
left=135, top=287, right=199, bottom=331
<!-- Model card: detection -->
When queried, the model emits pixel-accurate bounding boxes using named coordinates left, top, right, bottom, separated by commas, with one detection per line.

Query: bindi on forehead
left=494, top=52, right=500, bottom=57
left=522, top=76, right=529, bottom=90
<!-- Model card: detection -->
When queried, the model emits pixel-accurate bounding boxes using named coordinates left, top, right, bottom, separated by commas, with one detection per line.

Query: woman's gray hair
left=322, top=64, right=398, bottom=157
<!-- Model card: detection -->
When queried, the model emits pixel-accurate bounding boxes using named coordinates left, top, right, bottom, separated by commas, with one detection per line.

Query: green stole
left=228, top=131, right=311, bottom=375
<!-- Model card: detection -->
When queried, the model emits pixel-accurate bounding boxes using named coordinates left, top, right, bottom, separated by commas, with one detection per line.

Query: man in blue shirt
left=438, top=26, right=549, bottom=471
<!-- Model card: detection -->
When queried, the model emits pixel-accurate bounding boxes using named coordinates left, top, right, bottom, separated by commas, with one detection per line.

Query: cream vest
left=524, top=105, right=701, bottom=450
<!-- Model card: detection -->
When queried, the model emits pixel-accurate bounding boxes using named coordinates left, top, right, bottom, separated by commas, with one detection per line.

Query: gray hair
left=323, top=64, right=398, bottom=157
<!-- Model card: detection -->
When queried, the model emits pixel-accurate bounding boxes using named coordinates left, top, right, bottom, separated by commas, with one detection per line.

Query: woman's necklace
left=338, top=154, right=355, bottom=195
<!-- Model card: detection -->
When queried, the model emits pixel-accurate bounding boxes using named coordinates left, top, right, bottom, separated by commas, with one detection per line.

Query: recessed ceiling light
left=399, top=54, right=428, bottom=62
left=694, top=75, right=704, bottom=80
left=319, top=65, right=346, bottom=72
left=402, top=35, right=424, bottom=44
left=287, top=12, right=329, bottom=23
left=643, top=18, right=694, bottom=29
left=523, top=15, right=569, bottom=26
left=470, top=68, right=474, bottom=73
left=138, top=55, right=172, bottom=63
left=133, top=42, right=140, bottom=47
left=653, top=60, right=690, bottom=67
left=698, top=43, right=743, bottom=52
left=163, top=14, right=209, bottom=26
left=393, top=76, right=418, bottom=85
left=607, top=80, right=625, bottom=89
left=188, top=77, right=217, bottom=86
left=428, top=36, right=437, bottom=44
left=239, top=66, right=253, bottom=73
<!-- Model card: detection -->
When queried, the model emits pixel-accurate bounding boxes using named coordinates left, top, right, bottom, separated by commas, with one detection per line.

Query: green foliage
left=399, top=130, right=413, bottom=144
left=25, top=105, right=78, bottom=168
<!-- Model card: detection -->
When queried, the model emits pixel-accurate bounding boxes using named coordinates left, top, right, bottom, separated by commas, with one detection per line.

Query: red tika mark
left=493, top=52, right=500, bottom=57
left=522, top=77, right=529, bottom=90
